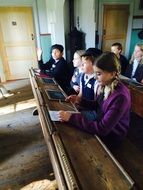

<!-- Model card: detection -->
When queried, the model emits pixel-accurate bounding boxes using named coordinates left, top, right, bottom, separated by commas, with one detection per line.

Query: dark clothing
left=119, top=54, right=129, bottom=75
left=70, top=68, right=82, bottom=88
left=68, top=68, right=82, bottom=95
left=38, top=57, right=70, bottom=93
left=100, top=131, right=123, bottom=151
left=81, top=73, right=95, bottom=100
left=125, top=62, right=143, bottom=83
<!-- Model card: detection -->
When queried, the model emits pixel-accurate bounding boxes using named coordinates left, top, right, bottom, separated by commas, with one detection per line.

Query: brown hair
left=81, top=54, right=95, bottom=65
left=111, top=42, right=122, bottom=51
left=94, top=52, right=121, bottom=74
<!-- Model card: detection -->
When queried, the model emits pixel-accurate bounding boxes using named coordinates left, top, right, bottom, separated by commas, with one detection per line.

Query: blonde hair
left=75, top=50, right=85, bottom=57
left=130, top=44, right=143, bottom=64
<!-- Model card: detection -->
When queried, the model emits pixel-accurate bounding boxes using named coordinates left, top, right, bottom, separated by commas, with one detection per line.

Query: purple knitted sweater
left=69, top=82, right=131, bottom=138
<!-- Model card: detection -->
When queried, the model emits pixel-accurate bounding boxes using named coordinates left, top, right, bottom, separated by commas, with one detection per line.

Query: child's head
left=94, top=52, right=121, bottom=86
left=81, top=54, right=95, bottom=74
left=73, top=50, right=85, bottom=68
left=51, top=44, right=64, bottom=60
left=111, top=43, right=122, bottom=57
left=131, top=44, right=143, bottom=63
left=85, top=48, right=102, bottom=58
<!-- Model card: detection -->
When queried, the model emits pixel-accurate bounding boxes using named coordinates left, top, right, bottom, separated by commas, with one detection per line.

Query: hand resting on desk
left=65, top=95, right=81, bottom=104
left=58, top=110, right=72, bottom=122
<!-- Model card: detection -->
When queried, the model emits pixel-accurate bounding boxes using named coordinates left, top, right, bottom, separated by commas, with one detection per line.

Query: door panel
left=102, top=5, right=129, bottom=53
left=0, top=7, right=37, bottom=80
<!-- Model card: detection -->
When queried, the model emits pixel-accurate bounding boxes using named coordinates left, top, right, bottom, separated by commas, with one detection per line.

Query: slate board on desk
left=46, top=90, right=65, bottom=101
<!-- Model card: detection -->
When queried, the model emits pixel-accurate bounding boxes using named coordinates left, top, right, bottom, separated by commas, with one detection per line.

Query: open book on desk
left=49, top=110, right=80, bottom=121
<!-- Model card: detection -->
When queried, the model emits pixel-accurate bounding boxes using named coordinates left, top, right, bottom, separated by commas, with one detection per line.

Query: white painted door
left=0, top=7, right=37, bottom=80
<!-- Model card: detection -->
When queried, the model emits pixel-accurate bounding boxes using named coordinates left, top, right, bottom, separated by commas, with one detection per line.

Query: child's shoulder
left=59, top=57, right=67, bottom=64
left=116, top=81, right=130, bottom=97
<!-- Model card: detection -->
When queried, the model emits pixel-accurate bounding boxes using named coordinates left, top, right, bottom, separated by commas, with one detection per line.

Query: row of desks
left=120, top=75, right=143, bottom=118
left=29, top=69, right=134, bottom=190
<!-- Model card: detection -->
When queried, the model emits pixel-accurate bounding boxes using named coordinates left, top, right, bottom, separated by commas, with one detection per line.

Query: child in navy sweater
left=38, top=44, right=70, bottom=93
left=111, top=42, right=128, bottom=75
left=67, top=53, right=96, bottom=105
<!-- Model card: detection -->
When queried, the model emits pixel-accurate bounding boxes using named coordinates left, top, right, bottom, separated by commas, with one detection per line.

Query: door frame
left=0, top=0, right=40, bottom=82
left=98, top=0, right=134, bottom=58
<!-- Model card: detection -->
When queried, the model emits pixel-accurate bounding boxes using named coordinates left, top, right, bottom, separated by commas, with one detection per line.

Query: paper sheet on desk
left=49, top=111, right=60, bottom=121
left=49, top=110, right=80, bottom=121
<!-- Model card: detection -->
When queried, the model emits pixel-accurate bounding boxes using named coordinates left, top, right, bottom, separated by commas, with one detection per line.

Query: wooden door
left=102, top=5, right=129, bottom=53
left=0, top=7, right=37, bottom=80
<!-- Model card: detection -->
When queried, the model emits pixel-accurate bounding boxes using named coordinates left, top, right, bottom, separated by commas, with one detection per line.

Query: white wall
left=75, top=0, right=96, bottom=49
left=45, top=0, right=65, bottom=49
left=36, top=0, right=48, bottom=34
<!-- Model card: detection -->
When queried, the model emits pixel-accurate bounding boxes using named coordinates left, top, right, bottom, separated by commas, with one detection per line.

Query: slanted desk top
left=29, top=69, right=134, bottom=190
left=120, top=75, right=143, bottom=118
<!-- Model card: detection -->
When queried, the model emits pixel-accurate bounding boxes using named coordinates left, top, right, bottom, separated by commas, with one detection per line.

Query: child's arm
left=60, top=94, right=129, bottom=137
left=37, top=48, right=42, bottom=61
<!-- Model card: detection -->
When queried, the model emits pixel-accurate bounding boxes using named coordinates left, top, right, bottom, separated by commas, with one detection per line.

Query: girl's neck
left=106, top=78, right=117, bottom=86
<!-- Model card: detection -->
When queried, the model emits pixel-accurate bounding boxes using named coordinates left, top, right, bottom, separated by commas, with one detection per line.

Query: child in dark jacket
left=125, top=44, right=143, bottom=83
left=38, top=44, right=70, bottom=93
left=58, top=52, right=131, bottom=150
left=111, top=42, right=129, bottom=75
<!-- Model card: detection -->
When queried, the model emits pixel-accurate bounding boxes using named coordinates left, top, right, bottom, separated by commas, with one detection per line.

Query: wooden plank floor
left=0, top=79, right=54, bottom=190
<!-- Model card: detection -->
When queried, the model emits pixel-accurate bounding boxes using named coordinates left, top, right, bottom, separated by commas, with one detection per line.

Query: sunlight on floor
left=20, top=179, right=57, bottom=190
left=0, top=99, right=36, bottom=116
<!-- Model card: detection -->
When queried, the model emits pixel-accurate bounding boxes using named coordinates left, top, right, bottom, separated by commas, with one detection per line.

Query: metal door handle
left=103, top=29, right=106, bottom=35
left=31, top=33, right=35, bottom=40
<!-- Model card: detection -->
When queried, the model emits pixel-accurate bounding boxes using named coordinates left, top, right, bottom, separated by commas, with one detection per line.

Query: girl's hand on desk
left=65, top=95, right=81, bottom=104
left=58, top=111, right=72, bottom=122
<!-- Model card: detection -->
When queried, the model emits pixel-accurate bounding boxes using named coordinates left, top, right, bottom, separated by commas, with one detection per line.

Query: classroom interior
left=0, top=0, right=143, bottom=189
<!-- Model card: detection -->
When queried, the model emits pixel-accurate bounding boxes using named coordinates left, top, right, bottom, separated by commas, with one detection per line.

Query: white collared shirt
left=131, top=59, right=139, bottom=78
left=84, top=73, right=95, bottom=85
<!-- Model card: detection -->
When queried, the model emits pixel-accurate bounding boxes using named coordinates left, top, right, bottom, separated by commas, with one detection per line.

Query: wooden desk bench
left=120, top=76, right=143, bottom=118
left=29, top=68, right=135, bottom=190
